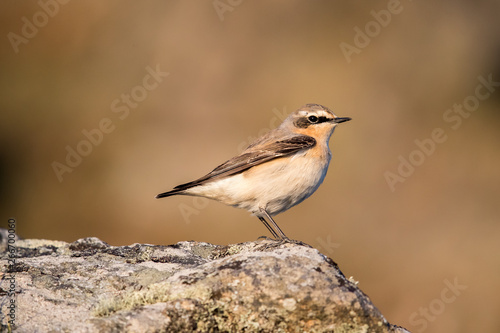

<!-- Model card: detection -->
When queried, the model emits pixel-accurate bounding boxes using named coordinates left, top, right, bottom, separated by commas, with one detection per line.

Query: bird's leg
left=258, top=216, right=279, bottom=239
left=260, top=208, right=289, bottom=240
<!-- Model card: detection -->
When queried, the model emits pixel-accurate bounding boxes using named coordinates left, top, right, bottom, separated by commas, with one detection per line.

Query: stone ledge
left=0, top=232, right=410, bottom=332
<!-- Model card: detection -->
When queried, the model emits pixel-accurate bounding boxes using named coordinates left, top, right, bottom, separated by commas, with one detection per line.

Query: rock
left=0, top=231, right=410, bottom=332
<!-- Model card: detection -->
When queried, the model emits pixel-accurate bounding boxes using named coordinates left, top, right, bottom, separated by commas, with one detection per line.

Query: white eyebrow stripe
left=316, top=110, right=331, bottom=118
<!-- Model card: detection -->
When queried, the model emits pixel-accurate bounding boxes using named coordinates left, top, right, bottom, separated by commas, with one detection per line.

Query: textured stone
left=0, top=232, right=409, bottom=332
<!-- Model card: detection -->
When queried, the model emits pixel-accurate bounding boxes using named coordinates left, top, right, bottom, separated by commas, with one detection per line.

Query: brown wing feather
left=156, top=135, right=316, bottom=198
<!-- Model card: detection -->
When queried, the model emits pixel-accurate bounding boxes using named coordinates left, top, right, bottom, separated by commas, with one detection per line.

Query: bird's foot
left=277, top=238, right=313, bottom=248
left=256, top=236, right=312, bottom=250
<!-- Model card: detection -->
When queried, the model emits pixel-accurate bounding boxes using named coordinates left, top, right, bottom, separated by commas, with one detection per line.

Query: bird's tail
left=155, top=188, right=186, bottom=199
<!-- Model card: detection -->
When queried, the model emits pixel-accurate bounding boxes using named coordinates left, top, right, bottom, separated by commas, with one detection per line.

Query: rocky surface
left=0, top=231, right=409, bottom=332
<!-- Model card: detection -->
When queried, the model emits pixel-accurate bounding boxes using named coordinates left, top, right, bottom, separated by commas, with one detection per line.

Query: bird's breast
left=238, top=144, right=332, bottom=215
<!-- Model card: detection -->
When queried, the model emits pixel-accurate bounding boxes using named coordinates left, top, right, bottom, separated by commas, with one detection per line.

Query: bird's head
left=281, top=104, right=351, bottom=140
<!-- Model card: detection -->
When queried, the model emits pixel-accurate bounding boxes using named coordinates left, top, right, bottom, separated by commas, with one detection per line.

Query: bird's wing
left=164, top=135, right=316, bottom=194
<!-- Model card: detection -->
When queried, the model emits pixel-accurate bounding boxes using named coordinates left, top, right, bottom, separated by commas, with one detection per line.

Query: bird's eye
left=308, top=115, right=318, bottom=123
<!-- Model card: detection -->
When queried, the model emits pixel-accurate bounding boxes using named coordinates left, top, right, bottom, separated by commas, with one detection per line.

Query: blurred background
left=1, top=1, right=499, bottom=332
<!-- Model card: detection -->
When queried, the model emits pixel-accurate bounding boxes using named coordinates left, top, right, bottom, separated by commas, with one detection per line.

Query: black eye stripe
left=294, top=115, right=332, bottom=128
left=308, top=115, right=330, bottom=123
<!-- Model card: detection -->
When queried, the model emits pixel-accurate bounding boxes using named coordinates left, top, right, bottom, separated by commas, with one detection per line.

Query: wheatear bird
left=156, top=104, right=351, bottom=240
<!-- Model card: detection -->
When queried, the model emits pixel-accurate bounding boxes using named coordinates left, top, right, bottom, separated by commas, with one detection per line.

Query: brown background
left=1, top=1, right=499, bottom=332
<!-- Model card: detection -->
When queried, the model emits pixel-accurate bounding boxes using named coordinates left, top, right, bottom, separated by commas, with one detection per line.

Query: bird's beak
left=333, top=117, right=352, bottom=124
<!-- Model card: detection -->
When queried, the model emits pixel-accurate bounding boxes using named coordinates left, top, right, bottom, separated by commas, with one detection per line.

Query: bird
left=156, top=104, right=351, bottom=240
